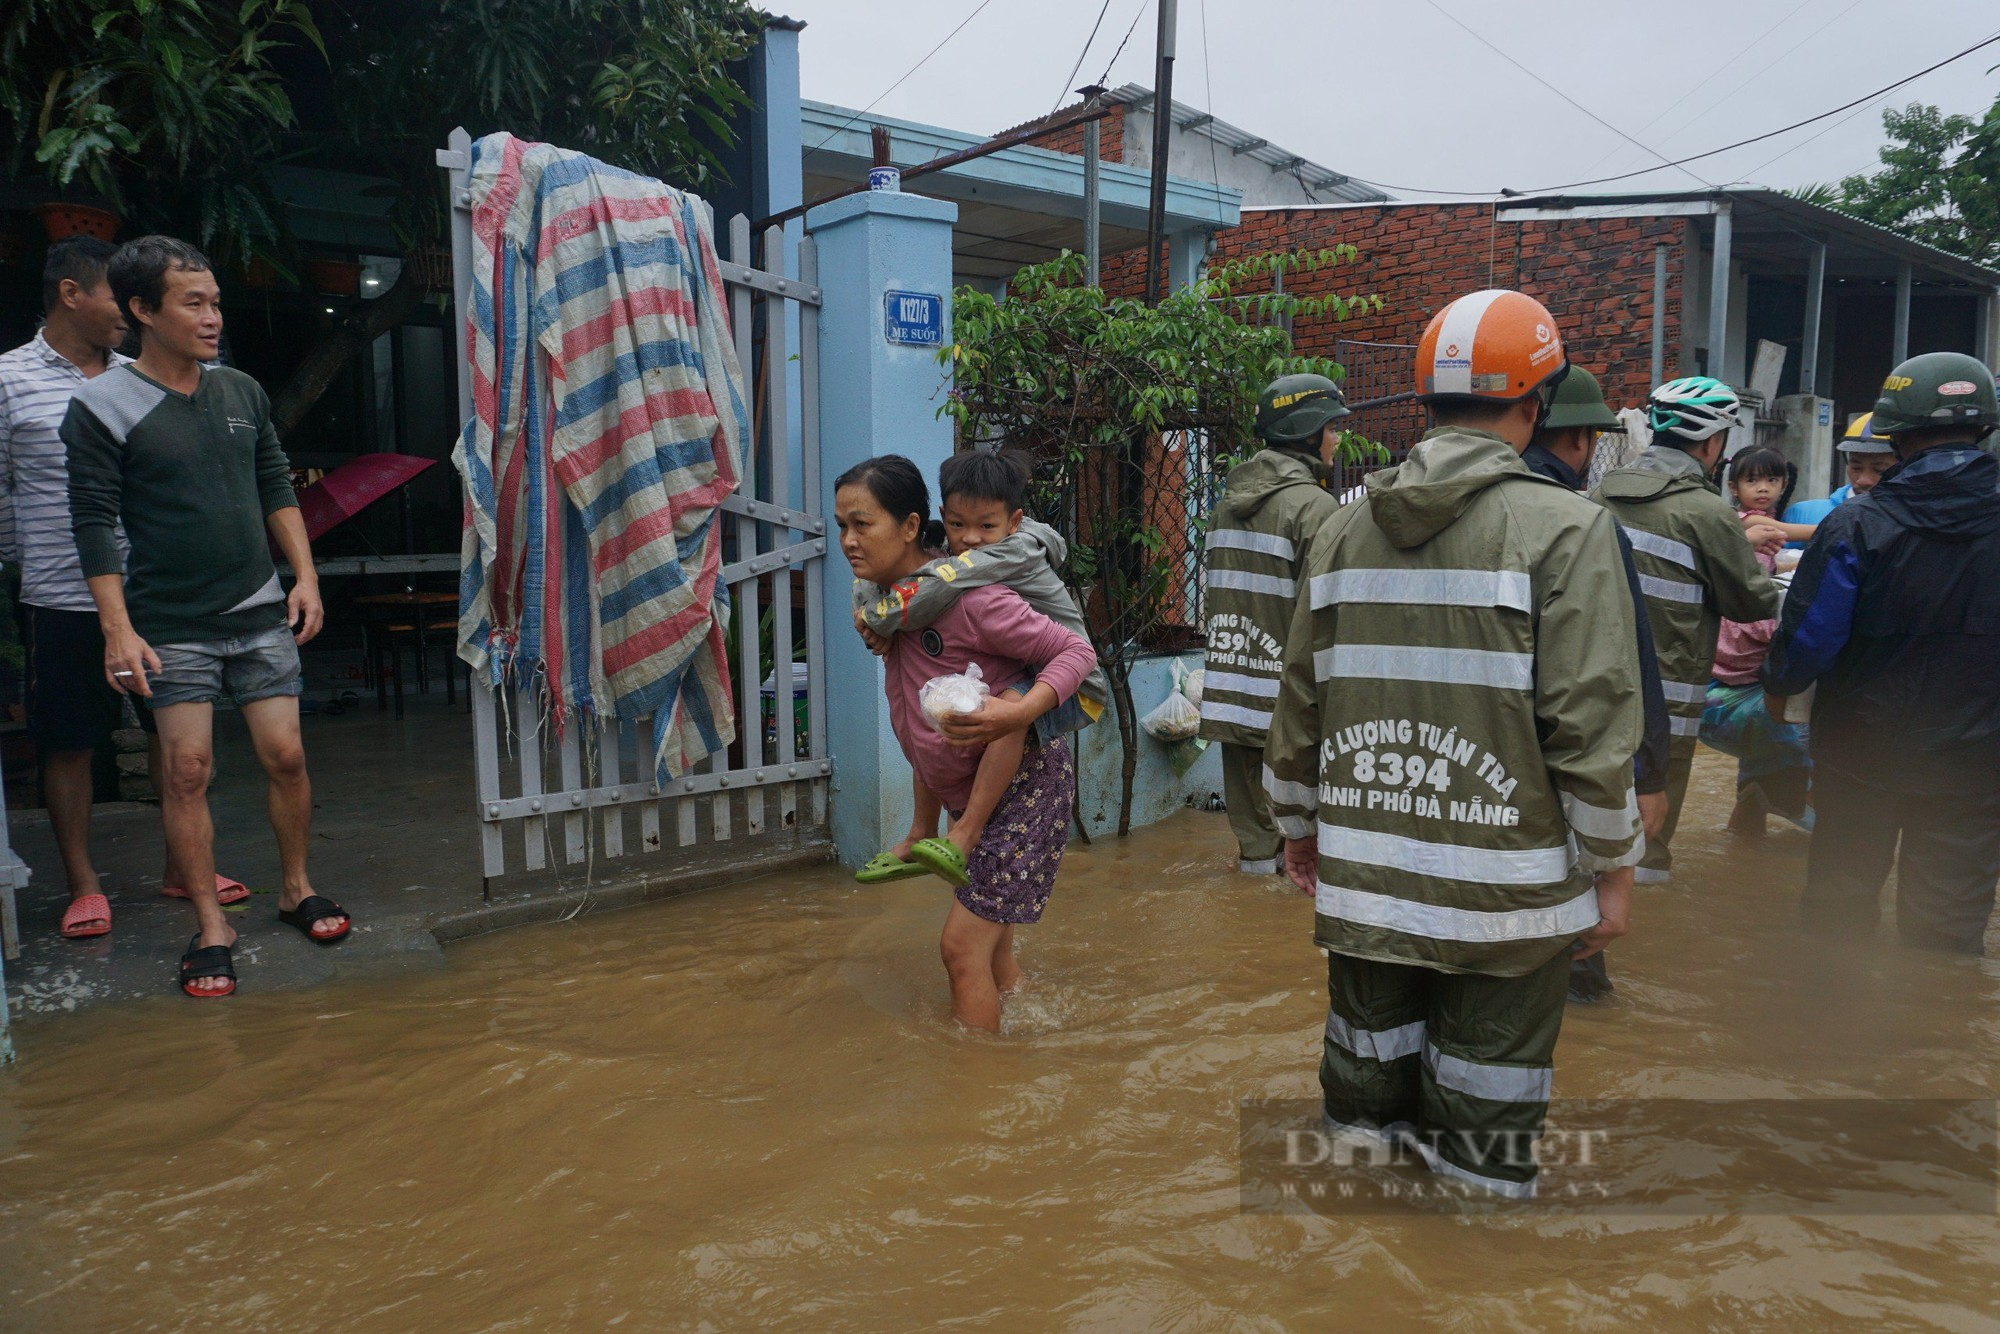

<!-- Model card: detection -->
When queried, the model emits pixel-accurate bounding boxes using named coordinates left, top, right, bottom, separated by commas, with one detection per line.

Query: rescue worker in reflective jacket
left=1523, top=366, right=1671, bottom=1003
left=1764, top=352, right=2000, bottom=953
left=1199, top=373, right=1348, bottom=875
left=1265, top=290, right=1644, bottom=1197
left=1591, top=376, right=1781, bottom=885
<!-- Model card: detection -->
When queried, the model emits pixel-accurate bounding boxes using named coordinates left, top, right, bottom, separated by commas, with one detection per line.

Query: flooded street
left=4, top=751, right=1999, bottom=1330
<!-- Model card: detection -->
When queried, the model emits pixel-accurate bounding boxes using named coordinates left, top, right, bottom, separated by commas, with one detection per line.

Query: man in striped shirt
left=0, top=238, right=135, bottom=939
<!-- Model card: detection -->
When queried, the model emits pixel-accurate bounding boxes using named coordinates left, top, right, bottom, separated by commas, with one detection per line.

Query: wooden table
left=355, top=592, right=460, bottom=717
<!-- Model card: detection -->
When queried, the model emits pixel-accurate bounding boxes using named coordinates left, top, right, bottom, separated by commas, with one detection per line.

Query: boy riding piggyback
left=852, top=449, right=1108, bottom=885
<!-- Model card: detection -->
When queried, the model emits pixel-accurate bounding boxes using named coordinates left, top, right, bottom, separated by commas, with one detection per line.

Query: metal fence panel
left=442, top=132, right=831, bottom=886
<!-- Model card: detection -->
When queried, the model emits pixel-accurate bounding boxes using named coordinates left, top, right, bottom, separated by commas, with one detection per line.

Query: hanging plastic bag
left=1180, top=667, right=1206, bottom=710
left=1141, top=660, right=1202, bottom=742
left=920, top=662, right=990, bottom=733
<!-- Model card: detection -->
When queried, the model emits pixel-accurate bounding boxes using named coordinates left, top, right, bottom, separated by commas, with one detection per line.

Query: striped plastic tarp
left=454, top=132, right=746, bottom=779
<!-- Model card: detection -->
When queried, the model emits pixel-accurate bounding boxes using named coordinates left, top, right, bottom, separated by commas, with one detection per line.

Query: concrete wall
left=1071, top=653, right=1223, bottom=840
left=1120, top=107, right=1322, bottom=210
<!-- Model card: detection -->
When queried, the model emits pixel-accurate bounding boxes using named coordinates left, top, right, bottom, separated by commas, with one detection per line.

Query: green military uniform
left=1201, top=373, right=1348, bottom=875
left=1592, top=446, right=1780, bottom=883
left=1199, top=446, right=1342, bottom=873
left=1265, top=427, right=1644, bottom=1196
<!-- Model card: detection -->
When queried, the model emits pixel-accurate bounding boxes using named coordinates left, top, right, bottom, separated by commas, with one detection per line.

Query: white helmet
left=1646, top=375, right=1741, bottom=443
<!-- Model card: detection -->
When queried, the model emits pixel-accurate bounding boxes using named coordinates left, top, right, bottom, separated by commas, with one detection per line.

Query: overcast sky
left=775, top=0, right=2000, bottom=199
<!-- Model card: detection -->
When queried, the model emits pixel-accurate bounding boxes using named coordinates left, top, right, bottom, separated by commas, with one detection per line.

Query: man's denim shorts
left=147, top=623, right=303, bottom=710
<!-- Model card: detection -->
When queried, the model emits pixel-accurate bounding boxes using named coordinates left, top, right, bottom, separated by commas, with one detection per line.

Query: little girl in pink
left=1706, top=446, right=1811, bottom=832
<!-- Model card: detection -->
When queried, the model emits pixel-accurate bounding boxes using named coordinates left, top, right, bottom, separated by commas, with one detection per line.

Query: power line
left=1330, top=29, right=2000, bottom=200
left=1732, top=22, right=2000, bottom=186
left=1052, top=0, right=1117, bottom=113
left=1096, top=0, right=1151, bottom=90
left=1644, top=0, right=1871, bottom=153
left=804, top=0, right=1000, bottom=159
left=1198, top=0, right=1231, bottom=220
left=1420, top=0, right=1711, bottom=188
left=1574, top=0, right=1819, bottom=178
left=1740, top=83, right=1898, bottom=182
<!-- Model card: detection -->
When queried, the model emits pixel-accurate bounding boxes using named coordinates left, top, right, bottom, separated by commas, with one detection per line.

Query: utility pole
left=1079, top=85, right=1105, bottom=287
left=1143, top=0, right=1177, bottom=307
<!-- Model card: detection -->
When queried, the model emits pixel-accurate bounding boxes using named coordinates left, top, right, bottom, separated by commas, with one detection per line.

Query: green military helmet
left=1870, top=351, right=1998, bottom=436
left=1255, top=373, right=1350, bottom=447
left=1539, top=365, right=1624, bottom=431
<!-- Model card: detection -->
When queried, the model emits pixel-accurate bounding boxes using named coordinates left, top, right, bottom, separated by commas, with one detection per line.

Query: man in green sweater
left=62, top=236, right=352, bottom=998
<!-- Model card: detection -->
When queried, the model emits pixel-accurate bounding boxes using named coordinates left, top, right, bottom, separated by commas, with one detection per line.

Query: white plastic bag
left=1141, top=662, right=1202, bottom=742
left=1180, top=667, right=1206, bottom=710
left=920, top=662, right=990, bottom=733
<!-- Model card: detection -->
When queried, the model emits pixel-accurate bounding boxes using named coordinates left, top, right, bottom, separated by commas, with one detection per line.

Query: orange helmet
left=1415, top=289, right=1568, bottom=402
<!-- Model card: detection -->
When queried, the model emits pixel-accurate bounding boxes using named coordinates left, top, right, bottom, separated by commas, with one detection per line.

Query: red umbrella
left=296, top=453, right=438, bottom=541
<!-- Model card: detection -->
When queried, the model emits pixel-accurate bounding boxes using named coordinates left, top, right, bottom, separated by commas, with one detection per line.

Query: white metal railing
left=439, top=128, right=830, bottom=884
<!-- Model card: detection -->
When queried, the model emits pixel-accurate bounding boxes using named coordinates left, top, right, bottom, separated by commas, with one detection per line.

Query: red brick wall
left=995, top=102, right=1126, bottom=163
left=1097, top=241, right=1153, bottom=298
left=1210, top=205, right=1687, bottom=414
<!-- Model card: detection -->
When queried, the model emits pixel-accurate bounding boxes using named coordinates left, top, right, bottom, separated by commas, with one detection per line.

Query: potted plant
left=33, top=202, right=119, bottom=242
left=404, top=245, right=451, bottom=291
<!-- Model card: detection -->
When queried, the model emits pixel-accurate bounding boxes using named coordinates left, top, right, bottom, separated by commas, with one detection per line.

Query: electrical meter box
left=1773, top=395, right=1836, bottom=501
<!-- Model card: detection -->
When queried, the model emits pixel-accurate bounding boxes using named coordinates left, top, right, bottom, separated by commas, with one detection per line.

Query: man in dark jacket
left=1764, top=351, right=2000, bottom=953
left=1523, top=367, right=1669, bottom=1001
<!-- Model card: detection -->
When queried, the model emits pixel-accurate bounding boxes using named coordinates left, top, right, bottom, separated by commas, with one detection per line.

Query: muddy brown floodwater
left=4, top=751, right=1999, bottom=1330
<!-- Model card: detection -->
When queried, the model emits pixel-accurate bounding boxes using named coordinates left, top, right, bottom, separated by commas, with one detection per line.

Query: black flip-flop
left=179, top=933, right=237, bottom=998
left=277, top=895, right=351, bottom=944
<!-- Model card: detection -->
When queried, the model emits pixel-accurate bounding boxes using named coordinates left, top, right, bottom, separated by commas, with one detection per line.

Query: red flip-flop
left=162, top=874, right=250, bottom=906
left=60, top=892, right=112, bottom=939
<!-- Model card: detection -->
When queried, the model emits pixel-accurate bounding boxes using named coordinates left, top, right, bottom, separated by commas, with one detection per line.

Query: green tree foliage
left=942, top=249, right=1382, bottom=835
left=1, top=0, right=326, bottom=268
left=2, top=0, right=763, bottom=429
left=1815, top=99, right=2000, bottom=268
left=320, top=0, right=762, bottom=248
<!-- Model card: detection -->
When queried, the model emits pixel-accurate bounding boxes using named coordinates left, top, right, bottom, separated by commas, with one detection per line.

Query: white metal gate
left=439, top=130, right=831, bottom=885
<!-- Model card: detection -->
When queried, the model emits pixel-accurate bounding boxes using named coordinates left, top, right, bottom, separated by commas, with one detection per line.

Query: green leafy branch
left=936, top=248, right=1382, bottom=834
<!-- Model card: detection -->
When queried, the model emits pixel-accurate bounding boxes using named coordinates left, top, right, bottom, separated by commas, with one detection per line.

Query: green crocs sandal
left=909, top=837, right=970, bottom=889
left=855, top=851, right=930, bottom=884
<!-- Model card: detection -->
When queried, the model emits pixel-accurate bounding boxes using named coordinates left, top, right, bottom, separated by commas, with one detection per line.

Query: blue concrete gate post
left=807, top=190, right=958, bottom=865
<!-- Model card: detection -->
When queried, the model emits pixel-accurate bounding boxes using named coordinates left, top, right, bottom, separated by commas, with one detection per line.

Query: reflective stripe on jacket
left=1198, top=447, right=1340, bottom=746
left=1591, top=446, right=1780, bottom=752
left=1265, top=428, right=1644, bottom=978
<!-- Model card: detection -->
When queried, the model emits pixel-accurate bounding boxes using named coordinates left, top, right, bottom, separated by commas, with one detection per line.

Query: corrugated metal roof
left=1104, top=83, right=1390, bottom=204
left=1505, top=188, right=2000, bottom=286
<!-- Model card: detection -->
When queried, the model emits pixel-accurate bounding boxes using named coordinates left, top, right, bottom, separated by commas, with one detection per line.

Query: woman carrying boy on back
left=835, top=455, right=1097, bottom=1031
left=850, top=450, right=1106, bottom=886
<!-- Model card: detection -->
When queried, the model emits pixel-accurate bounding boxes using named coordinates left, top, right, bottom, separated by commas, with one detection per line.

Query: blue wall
left=807, top=190, right=960, bottom=863
left=1071, top=652, right=1223, bottom=840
